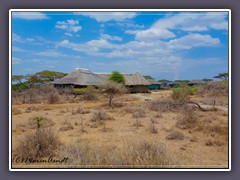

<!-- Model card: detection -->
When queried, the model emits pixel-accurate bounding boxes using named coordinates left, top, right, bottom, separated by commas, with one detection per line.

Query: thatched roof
left=98, top=72, right=150, bottom=86
left=52, top=69, right=104, bottom=86
left=53, top=69, right=150, bottom=86
left=124, top=73, right=150, bottom=86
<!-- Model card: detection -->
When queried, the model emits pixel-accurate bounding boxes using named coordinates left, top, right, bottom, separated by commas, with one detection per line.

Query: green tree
left=35, top=70, right=67, bottom=82
left=158, top=79, right=171, bottom=83
left=213, top=73, right=228, bottom=80
left=143, top=75, right=155, bottom=80
left=109, top=71, right=125, bottom=84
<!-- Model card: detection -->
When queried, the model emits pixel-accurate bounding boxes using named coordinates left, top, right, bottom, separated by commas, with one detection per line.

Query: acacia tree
left=108, top=71, right=125, bottom=84
left=35, top=70, right=67, bottom=82
left=101, top=81, right=127, bottom=106
left=213, top=73, right=228, bottom=80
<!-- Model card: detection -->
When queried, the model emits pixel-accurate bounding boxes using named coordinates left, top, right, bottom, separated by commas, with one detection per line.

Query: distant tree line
left=12, top=70, right=67, bottom=90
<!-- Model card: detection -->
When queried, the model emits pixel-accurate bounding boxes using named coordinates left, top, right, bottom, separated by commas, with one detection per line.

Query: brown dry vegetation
left=12, top=82, right=229, bottom=168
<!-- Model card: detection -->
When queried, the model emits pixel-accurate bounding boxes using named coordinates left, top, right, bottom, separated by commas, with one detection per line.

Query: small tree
left=109, top=71, right=125, bottom=84
left=213, top=73, right=228, bottom=80
left=101, top=81, right=127, bottom=106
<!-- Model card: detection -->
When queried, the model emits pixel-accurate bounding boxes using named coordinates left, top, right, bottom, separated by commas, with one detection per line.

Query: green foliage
left=35, top=70, right=67, bottom=82
left=172, top=86, right=198, bottom=102
left=143, top=75, right=155, bottom=80
left=213, top=73, right=228, bottom=80
left=109, top=71, right=125, bottom=84
left=158, top=79, right=171, bottom=83
left=35, top=116, right=44, bottom=129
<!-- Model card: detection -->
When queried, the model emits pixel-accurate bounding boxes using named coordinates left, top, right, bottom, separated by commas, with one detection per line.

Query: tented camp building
left=52, top=68, right=104, bottom=88
left=53, top=69, right=150, bottom=93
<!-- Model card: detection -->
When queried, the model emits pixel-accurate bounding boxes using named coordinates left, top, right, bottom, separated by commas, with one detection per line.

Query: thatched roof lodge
left=53, top=69, right=150, bottom=93
left=52, top=68, right=104, bottom=88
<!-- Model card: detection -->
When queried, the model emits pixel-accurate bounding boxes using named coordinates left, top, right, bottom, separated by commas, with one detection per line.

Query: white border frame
left=9, top=9, right=231, bottom=171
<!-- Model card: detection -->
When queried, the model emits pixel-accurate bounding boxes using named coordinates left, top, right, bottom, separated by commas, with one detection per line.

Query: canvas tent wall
left=147, top=79, right=161, bottom=90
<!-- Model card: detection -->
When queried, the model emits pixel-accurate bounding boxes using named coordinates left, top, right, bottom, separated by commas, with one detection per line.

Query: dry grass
left=14, top=128, right=61, bottom=158
left=12, top=108, right=22, bottom=115
left=27, top=116, right=55, bottom=129
left=91, top=110, right=114, bottom=123
left=72, top=106, right=90, bottom=115
left=59, top=121, right=74, bottom=131
left=59, top=139, right=175, bottom=168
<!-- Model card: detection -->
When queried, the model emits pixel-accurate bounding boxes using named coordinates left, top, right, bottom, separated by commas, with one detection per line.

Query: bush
left=172, top=86, right=198, bottom=102
left=91, top=110, right=114, bottom=123
left=27, top=116, right=55, bottom=129
left=166, top=130, right=185, bottom=140
left=199, top=81, right=228, bottom=97
left=176, top=107, right=198, bottom=129
left=14, top=128, right=61, bottom=158
left=148, top=99, right=181, bottom=112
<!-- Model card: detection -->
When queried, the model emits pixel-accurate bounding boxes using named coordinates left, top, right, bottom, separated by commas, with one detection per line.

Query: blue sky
left=11, top=11, right=229, bottom=81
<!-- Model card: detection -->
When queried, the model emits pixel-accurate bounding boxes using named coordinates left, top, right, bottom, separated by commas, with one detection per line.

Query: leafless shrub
left=205, top=139, right=224, bottom=147
left=48, top=93, right=60, bottom=104
left=176, top=107, right=198, bottom=129
left=150, top=118, right=158, bottom=133
left=199, top=81, right=228, bottom=97
left=59, top=121, right=74, bottom=131
left=166, top=130, right=185, bottom=140
left=72, top=106, right=90, bottom=115
left=205, top=125, right=228, bottom=135
left=91, top=110, right=114, bottom=124
left=132, top=108, right=146, bottom=118
left=14, top=128, right=61, bottom=158
left=149, top=99, right=181, bottom=112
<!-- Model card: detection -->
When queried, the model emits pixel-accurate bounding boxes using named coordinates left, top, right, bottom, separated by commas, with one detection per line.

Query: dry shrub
left=149, top=99, right=181, bottom=112
left=59, top=139, right=174, bottom=168
left=91, top=110, right=114, bottom=123
left=132, top=108, right=146, bottom=118
left=72, top=106, right=90, bottom=115
left=14, top=128, right=61, bottom=158
left=48, top=93, right=60, bottom=104
left=205, top=125, right=228, bottom=135
left=171, top=88, right=190, bottom=102
left=27, top=116, right=55, bottom=129
left=199, top=81, right=228, bottom=97
left=166, top=130, right=185, bottom=140
left=205, top=139, right=224, bottom=147
left=176, top=107, right=198, bottom=129
left=59, top=121, right=74, bottom=131
left=149, top=118, right=158, bottom=133
left=12, top=107, right=22, bottom=115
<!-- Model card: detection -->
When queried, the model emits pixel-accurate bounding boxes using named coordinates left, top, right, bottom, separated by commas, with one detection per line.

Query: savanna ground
left=11, top=82, right=229, bottom=168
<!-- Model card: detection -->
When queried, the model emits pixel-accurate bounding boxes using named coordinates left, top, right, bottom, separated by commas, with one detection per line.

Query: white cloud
left=55, top=20, right=82, bottom=32
left=168, top=33, right=221, bottom=50
left=101, top=34, right=122, bottom=41
left=12, top=57, right=22, bottom=64
left=36, top=50, right=81, bottom=59
left=12, top=33, right=36, bottom=43
left=12, top=12, right=49, bottom=20
left=127, top=12, right=228, bottom=41
left=12, top=46, right=28, bottom=52
left=64, top=33, right=73, bottom=37
left=74, top=12, right=137, bottom=22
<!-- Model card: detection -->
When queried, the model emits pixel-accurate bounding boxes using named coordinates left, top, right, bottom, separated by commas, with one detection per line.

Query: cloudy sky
left=11, top=11, right=229, bottom=81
